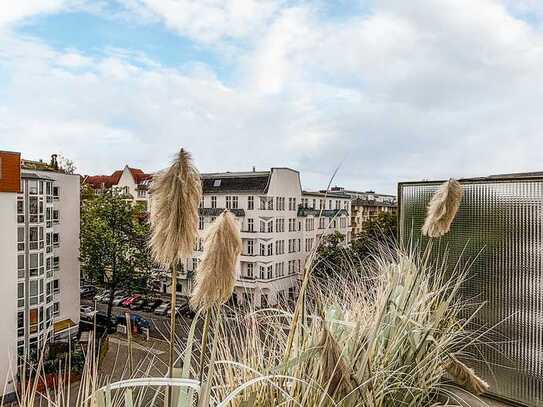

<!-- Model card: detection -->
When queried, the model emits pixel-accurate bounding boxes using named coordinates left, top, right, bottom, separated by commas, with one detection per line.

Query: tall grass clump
left=201, top=244, right=487, bottom=406
left=10, top=243, right=488, bottom=406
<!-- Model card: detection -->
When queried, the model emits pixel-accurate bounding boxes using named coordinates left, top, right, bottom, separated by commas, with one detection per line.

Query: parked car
left=115, top=313, right=151, bottom=332
left=142, top=298, right=163, bottom=312
left=112, top=292, right=131, bottom=306
left=80, top=286, right=96, bottom=298
left=129, top=297, right=148, bottom=311
left=167, top=301, right=195, bottom=318
left=121, top=294, right=141, bottom=307
left=79, top=312, right=117, bottom=334
left=93, top=289, right=108, bottom=302
left=80, top=305, right=97, bottom=320
left=154, top=302, right=170, bottom=316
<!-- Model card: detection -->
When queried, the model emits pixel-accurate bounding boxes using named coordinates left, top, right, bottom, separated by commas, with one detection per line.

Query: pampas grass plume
left=446, top=355, right=490, bottom=395
left=150, top=149, right=202, bottom=268
left=190, top=210, right=242, bottom=311
left=422, top=179, right=464, bottom=238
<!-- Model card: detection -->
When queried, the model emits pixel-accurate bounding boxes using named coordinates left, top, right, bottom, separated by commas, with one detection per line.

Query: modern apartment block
left=327, top=187, right=397, bottom=236
left=0, top=151, right=80, bottom=396
left=175, top=168, right=352, bottom=307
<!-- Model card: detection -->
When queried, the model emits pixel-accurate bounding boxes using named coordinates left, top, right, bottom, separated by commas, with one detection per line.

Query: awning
left=53, top=319, right=77, bottom=334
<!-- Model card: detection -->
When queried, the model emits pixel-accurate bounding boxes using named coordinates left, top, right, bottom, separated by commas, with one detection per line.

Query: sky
left=1, top=0, right=543, bottom=194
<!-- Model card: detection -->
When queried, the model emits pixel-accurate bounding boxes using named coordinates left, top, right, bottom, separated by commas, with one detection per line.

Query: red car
left=121, top=294, right=141, bottom=307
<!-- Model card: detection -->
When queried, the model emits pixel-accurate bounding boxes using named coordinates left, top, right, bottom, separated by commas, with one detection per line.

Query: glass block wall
left=399, top=179, right=543, bottom=406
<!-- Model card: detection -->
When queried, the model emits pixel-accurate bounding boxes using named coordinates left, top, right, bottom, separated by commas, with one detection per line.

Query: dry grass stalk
left=150, top=148, right=202, bottom=268
left=190, top=210, right=242, bottom=312
left=422, top=179, right=464, bottom=238
left=317, top=325, right=355, bottom=398
left=446, top=355, right=490, bottom=395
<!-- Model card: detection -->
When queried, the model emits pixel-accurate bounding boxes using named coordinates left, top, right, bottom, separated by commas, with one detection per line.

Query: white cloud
left=1, top=0, right=543, bottom=193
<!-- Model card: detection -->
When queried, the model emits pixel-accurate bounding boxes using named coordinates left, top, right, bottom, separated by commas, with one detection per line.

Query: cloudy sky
left=1, top=0, right=542, bottom=193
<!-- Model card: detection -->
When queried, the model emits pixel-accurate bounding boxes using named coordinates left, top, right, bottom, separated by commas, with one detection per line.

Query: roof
left=302, top=190, right=351, bottom=199
left=351, top=198, right=397, bottom=208
left=53, top=318, right=77, bottom=334
left=21, top=172, right=54, bottom=181
left=488, top=171, right=543, bottom=178
left=199, top=208, right=245, bottom=217
left=297, top=208, right=349, bottom=218
left=84, top=167, right=153, bottom=189
left=202, top=171, right=271, bottom=194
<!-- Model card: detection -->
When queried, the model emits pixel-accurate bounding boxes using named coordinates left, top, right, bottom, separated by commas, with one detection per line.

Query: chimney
left=50, top=154, right=59, bottom=170
left=252, top=166, right=256, bottom=172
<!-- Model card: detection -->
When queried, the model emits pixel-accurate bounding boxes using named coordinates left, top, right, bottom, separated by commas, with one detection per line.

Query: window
left=328, top=200, right=332, bottom=209
left=17, top=312, right=24, bottom=338
left=30, top=280, right=39, bottom=305
left=246, top=263, right=254, bottom=279
left=267, top=243, right=273, bottom=256
left=259, top=266, right=265, bottom=279
left=17, top=254, right=24, bottom=278
left=232, top=196, right=238, bottom=209
left=17, top=227, right=24, bottom=251
left=260, top=220, right=266, bottom=232
left=247, top=240, right=254, bottom=255
left=192, top=258, right=199, bottom=271
left=267, top=266, right=273, bottom=279
left=267, top=221, right=273, bottom=233
left=52, top=209, right=60, bottom=223
left=29, top=253, right=39, bottom=277
left=211, top=196, right=217, bottom=208
left=17, top=283, right=24, bottom=307
left=260, top=244, right=265, bottom=256
left=28, top=180, right=38, bottom=195
left=53, top=186, right=60, bottom=199
left=247, top=218, right=254, bottom=232
left=260, top=197, right=267, bottom=210
left=213, top=179, right=221, bottom=187
left=53, top=302, right=59, bottom=316
left=267, top=197, right=273, bottom=210
left=248, top=196, right=254, bottom=210
left=226, top=196, right=232, bottom=209
left=29, top=197, right=38, bottom=223
left=312, top=199, right=316, bottom=209
left=29, top=309, right=39, bottom=334
left=288, top=197, right=296, bottom=211
left=53, top=233, right=60, bottom=247
left=17, top=200, right=24, bottom=223
left=199, top=217, right=204, bottom=230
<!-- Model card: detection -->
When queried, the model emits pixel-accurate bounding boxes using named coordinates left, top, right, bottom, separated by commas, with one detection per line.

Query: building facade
left=174, top=169, right=351, bottom=307
left=0, top=151, right=80, bottom=396
left=83, top=165, right=153, bottom=210
left=327, top=187, right=397, bottom=236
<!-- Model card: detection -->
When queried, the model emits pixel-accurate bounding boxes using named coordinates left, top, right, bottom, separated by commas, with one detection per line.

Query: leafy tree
left=314, top=212, right=397, bottom=279
left=80, top=192, right=153, bottom=319
left=351, top=211, right=397, bottom=258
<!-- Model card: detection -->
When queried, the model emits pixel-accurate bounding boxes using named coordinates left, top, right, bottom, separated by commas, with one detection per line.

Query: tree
left=314, top=212, right=398, bottom=279
left=351, top=211, right=397, bottom=258
left=80, top=192, right=153, bottom=319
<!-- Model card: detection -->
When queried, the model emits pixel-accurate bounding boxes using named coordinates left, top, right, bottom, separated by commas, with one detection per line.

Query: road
left=80, top=298, right=198, bottom=341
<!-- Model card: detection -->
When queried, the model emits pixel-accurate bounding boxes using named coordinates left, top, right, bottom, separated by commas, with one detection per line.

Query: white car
left=80, top=306, right=98, bottom=320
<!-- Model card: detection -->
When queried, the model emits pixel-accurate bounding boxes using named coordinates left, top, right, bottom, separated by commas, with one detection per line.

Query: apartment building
left=174, top=168, right=351, bottom=307
left=0, top=151, right=80, bottom=396
left=83, top=165, right=153, bottom=210
left=327, top=187, right=397, bottom=236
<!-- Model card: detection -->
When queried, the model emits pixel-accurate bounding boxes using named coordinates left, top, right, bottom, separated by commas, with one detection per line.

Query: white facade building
left=174, top=168, right=351, bottom=307
left=83, top=165, right=152, bottom=210
left=0, top=151, right=80, bottom=397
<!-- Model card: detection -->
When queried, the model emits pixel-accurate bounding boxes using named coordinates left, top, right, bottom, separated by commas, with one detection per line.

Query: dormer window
left=213, top=179, right=221, bottom=187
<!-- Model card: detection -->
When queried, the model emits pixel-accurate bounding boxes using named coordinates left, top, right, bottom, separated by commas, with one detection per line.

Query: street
left=80, top=298, right=197, bottom=341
